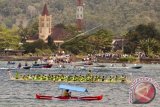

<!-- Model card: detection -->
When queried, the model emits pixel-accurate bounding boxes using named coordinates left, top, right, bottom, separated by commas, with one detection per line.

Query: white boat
left=0, top=67, right=18, bottom=70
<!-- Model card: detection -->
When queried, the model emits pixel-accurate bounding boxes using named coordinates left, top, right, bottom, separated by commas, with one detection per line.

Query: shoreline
left=0, top=56, right=160, bottom=64
left=0, top=56, right=42, bottom=61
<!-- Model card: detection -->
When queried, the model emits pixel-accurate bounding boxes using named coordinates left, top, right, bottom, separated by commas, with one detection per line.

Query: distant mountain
left=0, top=0, right=160, bottom=34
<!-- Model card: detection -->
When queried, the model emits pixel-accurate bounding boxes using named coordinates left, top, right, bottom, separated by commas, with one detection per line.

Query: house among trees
left=112, top=37, right=124, bottom=52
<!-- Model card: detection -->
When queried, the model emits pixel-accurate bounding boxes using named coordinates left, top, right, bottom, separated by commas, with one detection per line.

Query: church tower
left=39, top=4, right=52, bottom=41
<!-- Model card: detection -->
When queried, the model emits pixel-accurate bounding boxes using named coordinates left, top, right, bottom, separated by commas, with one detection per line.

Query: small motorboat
left=31, top=64, right=52, bottom=68
left=42, top=64, right=52, bottom=68
left=131, top=64, right=142, bottom=69
left=7, top=61, right=15, bottom=65
left=23, top=66, right=31, bottom=69
left=94, top=65, right=106, bottom=67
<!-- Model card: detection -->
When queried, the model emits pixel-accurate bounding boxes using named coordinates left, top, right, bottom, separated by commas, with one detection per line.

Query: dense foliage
left=0, top=0, right=160, bottom=34
left=62, top=29, right=113, bottom=54
left=1, top=17, right=160, bottom=57
left=23, top=39, right=50, bottom=53
left=124, top=23, right=160, bottom=56
left=0, top=25, right=20, bottom=50
left=18, top=19, right=38, bottom=42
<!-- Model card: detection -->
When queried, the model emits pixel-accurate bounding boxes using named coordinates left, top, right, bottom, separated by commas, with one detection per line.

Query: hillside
left=0, top=0, right=160, bottom=35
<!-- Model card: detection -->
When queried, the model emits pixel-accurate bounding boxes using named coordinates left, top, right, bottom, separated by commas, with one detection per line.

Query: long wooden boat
left=8, top=71, right=132, bottom=84
left=10, top=77, right=131, bottom=84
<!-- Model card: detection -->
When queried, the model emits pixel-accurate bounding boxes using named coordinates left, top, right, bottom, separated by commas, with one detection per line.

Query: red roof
left=51, top=25, right=67, bottom=40
left=27, top=34, right=39, bottom=40
left=42, top=4, right=49, bottom=16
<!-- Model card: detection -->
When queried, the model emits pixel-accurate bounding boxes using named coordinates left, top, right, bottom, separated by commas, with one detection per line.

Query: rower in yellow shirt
left=63, top=89, right=71, bottom=97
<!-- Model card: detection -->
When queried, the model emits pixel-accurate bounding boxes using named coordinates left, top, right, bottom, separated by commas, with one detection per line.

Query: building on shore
left=38, top=4, right=52, bottom=41
left=26, top=4, right=66, bottom=44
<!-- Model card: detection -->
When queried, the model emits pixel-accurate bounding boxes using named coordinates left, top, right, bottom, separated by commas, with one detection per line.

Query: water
left=0, top=61, right=160, bottom=107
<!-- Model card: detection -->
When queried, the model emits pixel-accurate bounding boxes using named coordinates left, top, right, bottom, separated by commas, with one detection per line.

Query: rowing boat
left=36, top=84, right=103, bottom=101
left=36, top=94, right=103, bottom=101
left=8, top=71, right=132, bottom=84
left=10, top=77, right=131, bottom=84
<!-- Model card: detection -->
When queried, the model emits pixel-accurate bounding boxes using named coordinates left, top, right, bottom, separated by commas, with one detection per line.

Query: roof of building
left=27, top=34, right=39, bottom=40
left=51, top=24, right=70, bottom=41
left=42, top=4, right=49, bottom=16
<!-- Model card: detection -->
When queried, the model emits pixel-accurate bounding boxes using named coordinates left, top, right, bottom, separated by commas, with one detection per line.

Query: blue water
left=0, top=61, right=160, bottom=107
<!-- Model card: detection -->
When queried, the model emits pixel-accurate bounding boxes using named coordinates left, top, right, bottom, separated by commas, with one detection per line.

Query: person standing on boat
left=15, top=71, right=19, bottom=79
left=18, top=63, right=21, bottom=69
left=63, top=89, right=71, bottom=97
left=25, top=62, right=28, bottom=66
left=86, top=70, right=93, bottom=77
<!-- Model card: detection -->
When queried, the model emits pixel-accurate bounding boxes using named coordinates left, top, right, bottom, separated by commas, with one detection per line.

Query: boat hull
left=31, top=64, right=52, bottom=68
left=36, top=94, right=53, bottom=100
left=131, top=66, right=142, bottom=69
left=36, top=94, right=103, bottom=101
left=23, top=66, right=31, bottom=69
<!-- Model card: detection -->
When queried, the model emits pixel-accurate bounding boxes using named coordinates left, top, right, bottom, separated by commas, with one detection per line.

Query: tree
left=62, top=29, right=113, bottom=54
left=0, top=24, right=20, bottom=50
left=47, top=35, right=57, bottom=51
left=18, top=19, right=39, bottom=43
left=23, top=39, right=49, bottom=53
left=18, top=23, right=28, bottom=43
left=124, top=23, right=160, bottom=54
left=139, top=38, right=160, bottom=56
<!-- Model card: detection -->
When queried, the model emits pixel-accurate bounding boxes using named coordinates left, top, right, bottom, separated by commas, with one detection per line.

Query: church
left=27, top=4, right=68, bottom=44
left=39, top=3, right=52, bottom=41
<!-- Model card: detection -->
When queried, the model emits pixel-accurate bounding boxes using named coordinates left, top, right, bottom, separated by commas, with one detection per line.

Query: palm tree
left=139, top=38, right=159, bottom=56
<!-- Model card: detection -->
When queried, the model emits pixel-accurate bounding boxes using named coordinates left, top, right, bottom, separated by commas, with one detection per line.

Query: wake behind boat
left=0, top=67, right=18, bottom=70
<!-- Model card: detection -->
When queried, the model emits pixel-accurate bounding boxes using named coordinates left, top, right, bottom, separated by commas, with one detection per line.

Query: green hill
left=0, top=0, right=160, bottom=34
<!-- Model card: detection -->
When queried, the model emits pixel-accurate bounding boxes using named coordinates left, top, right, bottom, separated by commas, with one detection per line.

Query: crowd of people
left=96, top=53, right=129, bottom=59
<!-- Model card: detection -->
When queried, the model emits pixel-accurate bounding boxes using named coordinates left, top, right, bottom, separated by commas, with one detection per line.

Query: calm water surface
left=0, top=61, right=160, bottom=107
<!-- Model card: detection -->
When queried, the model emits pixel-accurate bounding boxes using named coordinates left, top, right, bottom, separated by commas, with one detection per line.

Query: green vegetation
left=61, top=29, right=113, bottom=55
left=119, top=56, right=137, bottom=63
left=0, top=25, right=20, bottom=50
left=18, top=19, right=38, bottom=42
left=0, top=0, right=160, bottom=34
left=23, top=39, right=50, bottom=53
left=124, top=23, right=160, bottom=57
left=1, top=21, right=160, bottom=58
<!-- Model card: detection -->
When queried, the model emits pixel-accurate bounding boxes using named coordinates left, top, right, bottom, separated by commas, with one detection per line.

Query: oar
left=7, top=70, right=14, bottom=79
